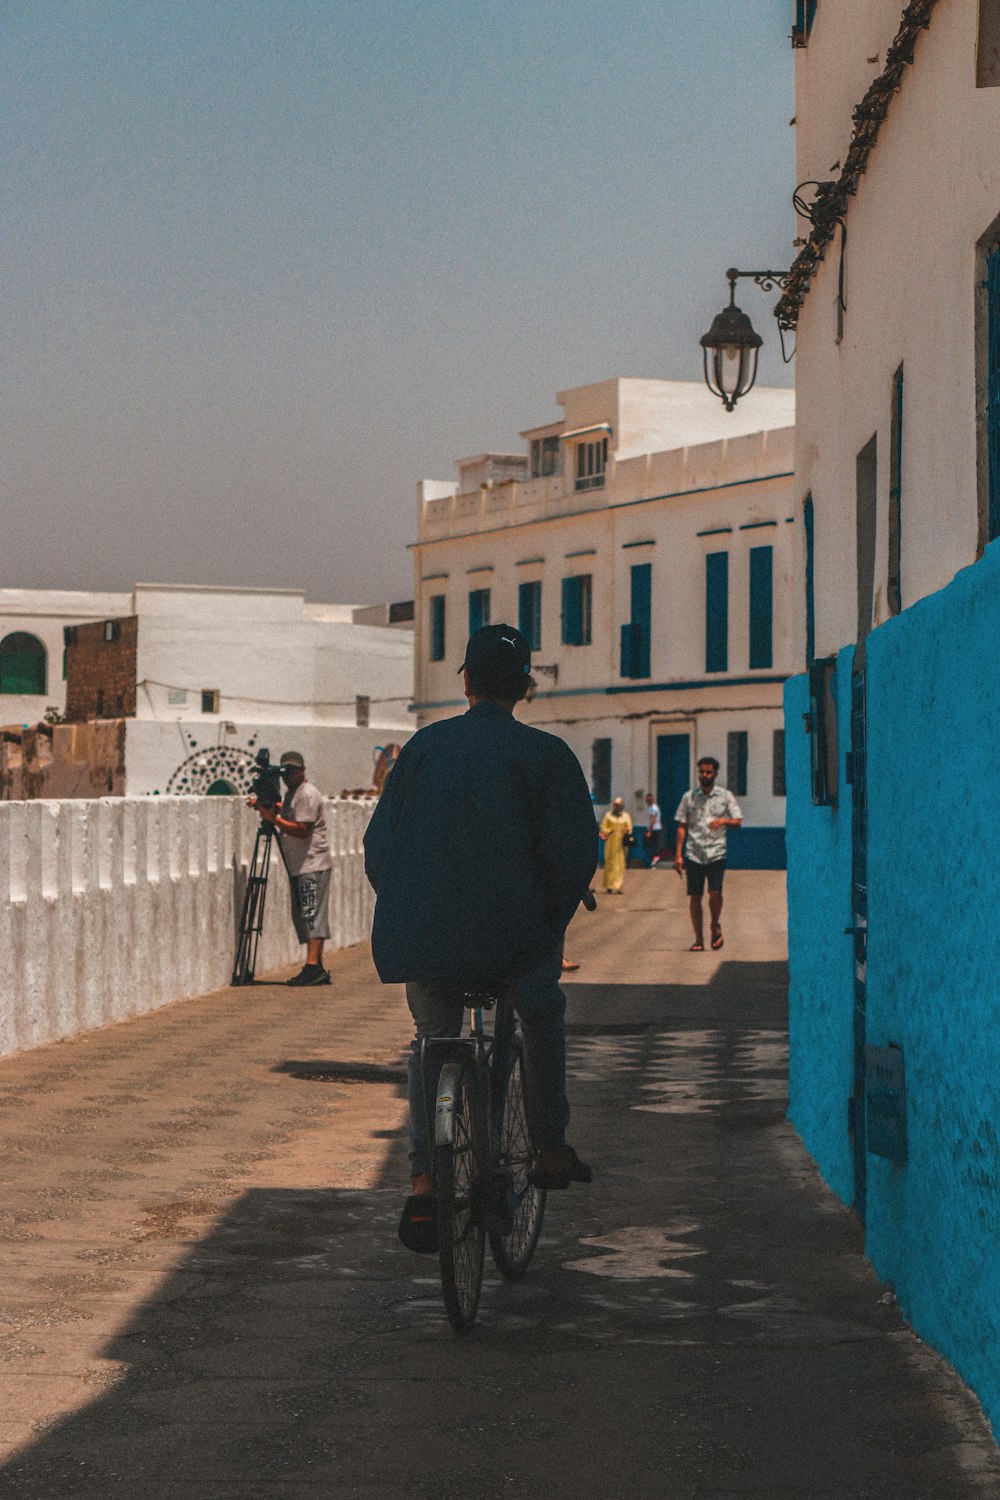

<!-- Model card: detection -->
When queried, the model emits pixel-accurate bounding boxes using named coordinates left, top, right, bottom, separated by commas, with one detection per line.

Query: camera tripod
left=231, top=817, right=289, bottom=986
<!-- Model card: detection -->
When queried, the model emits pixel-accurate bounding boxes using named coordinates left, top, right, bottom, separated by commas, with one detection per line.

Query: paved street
left=1, top=870, right=998, bottom=1498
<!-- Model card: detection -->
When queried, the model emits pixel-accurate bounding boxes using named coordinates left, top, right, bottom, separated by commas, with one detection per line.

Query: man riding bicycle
left=363, top=623, right=598, bottom=1253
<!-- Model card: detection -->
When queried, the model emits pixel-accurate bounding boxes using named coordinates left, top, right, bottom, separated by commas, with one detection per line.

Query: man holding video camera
left=254, top=751, right=333, bottom=986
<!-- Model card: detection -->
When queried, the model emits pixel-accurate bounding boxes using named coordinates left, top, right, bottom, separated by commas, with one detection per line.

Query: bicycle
left=418, top=984, right=546, bottom=1334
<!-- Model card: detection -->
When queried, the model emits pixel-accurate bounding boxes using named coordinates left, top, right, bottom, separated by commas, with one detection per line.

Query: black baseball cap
left=458, top=624, right=532, bottom=678
left=280, top=750, right=305, bottom=769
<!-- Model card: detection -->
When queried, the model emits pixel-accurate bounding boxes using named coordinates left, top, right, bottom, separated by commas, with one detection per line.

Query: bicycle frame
left=420, top=994, right=516, bottom=1176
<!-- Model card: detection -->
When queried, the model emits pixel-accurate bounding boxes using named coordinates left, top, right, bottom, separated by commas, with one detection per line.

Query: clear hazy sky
left=5, top=1, right=795, bottom=606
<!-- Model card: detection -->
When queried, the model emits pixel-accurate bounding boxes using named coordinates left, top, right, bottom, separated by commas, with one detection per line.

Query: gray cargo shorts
left=289, top=869, right=332, bottom=942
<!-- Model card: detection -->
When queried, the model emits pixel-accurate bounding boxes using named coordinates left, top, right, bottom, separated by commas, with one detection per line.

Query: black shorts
left=684, top=859, right=726, bottom=896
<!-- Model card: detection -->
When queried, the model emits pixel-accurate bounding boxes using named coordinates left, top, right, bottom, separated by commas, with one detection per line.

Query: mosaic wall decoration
left=161, top=742, right=259, bottom=797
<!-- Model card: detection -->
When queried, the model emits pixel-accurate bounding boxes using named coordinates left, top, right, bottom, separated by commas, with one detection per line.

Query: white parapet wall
left=0, top=796, right=375, bottom=1059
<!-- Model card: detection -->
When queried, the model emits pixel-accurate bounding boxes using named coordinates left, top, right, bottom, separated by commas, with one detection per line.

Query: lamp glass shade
left=700, top=301, right=763, bottom=411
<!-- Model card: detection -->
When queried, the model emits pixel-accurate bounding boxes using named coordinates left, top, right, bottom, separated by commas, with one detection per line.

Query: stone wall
left=0, top=795, right=375, bottom=1059
left=65, top=616, right=138, bottom=721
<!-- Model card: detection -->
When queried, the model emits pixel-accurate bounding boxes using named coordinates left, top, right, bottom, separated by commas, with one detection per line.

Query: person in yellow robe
left=599, top=797, right=633, bottom=894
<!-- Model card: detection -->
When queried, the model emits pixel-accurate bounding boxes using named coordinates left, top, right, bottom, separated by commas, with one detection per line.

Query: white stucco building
left=0, top=589, right=132, bottom=726
left=777, top=0, right=1000, bottom=1438
left=412, top=378, right=797, bottom=866
left=1, top=584, right=413, bottom=799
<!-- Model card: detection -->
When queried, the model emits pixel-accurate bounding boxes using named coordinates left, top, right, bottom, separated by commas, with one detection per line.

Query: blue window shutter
left=429, top=595, right=446, bottom=661
left=469, top=589, right=490, bottom=635
left=518, top=580, right=541, bottom=650
left=630, top=563, right=651, bottom=677
left=561, top=576, right=582, bottom=645
left=705, top=552, right=728, bottom=673
left=749, top=546, right=773, bottom=669
left=803, top=496, right=815, bottom=665
left=988, top=247, right=1000, bottom=542
left=591, top=738, right=612, bottom=803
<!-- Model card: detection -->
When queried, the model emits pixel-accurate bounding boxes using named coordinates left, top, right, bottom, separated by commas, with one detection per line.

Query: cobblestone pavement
left=0, top=870, right=998, bottom=1497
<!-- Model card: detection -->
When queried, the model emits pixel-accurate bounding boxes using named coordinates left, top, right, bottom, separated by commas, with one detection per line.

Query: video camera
left=248, top=747, right=285, bottom=810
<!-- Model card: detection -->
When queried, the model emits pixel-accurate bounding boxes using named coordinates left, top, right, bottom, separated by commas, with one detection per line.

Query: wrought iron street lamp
left=700, top=268, right=791, bottom=411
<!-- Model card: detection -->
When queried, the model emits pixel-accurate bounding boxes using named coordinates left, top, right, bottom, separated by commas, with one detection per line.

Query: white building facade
left=412, top=379, right=797, bottom=867
left=0, top=589, right=131, bottom=726
left=1, top=584, right=413, bottom=800
left=778, top=0, right=1000, bottom=1438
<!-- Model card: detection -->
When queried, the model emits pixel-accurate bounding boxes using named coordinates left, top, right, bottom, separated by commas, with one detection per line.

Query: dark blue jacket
left=364, top=701, right=598, bottom=983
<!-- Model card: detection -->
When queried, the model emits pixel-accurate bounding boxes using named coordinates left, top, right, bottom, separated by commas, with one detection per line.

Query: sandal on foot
left=689, top=941, right=705, bottom=951
left=711, top=928, right=724, bottom=950
left=398, top=1194, right=439, bottom=1254
left=527, top=1145, right=593, bottom=1191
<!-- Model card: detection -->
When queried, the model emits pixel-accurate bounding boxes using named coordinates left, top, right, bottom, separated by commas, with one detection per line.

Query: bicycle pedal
left=475, top=1171, right=515, bottom=1235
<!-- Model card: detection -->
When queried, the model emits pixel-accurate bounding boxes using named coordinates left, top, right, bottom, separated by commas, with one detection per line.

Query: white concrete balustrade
left=0, top=796, right=375, bottom=1058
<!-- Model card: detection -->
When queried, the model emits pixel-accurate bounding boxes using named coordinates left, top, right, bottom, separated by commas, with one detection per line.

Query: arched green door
left=206, top=779, right=238, bottom=796
left=0, top=633, right=47, bottom=695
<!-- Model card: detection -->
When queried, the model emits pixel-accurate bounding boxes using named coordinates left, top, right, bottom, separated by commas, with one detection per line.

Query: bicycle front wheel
left=436, top=1061, right=486, bottom=1333
left=490, top=1038, right=546, bottom=1280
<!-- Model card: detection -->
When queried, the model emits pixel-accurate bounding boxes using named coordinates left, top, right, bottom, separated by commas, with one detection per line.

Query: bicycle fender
left=434, top=1061, right=466, bottom=1149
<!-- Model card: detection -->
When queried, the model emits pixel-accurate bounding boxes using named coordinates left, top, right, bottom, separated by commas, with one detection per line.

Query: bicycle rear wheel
left=436, top=1061, right=486, bottom=1332
left=489, top=1038, right=546, bottom=1279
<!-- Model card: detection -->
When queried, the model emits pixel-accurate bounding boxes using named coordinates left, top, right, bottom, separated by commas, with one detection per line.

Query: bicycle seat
left=435, top=981, right=508, bottom=1011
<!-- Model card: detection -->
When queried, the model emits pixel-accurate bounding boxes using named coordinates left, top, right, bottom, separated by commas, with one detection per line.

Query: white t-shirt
left=279, top=780, right=333, bottom=877
left=646, top=801, right=662, bottom=831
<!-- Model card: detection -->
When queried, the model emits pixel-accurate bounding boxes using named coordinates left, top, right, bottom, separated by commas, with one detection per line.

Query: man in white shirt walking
left=673, top=757, right=742, bottom=952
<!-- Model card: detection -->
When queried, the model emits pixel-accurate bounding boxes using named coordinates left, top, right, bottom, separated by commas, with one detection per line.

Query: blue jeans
left=404, top=949, right=568, bottom=1178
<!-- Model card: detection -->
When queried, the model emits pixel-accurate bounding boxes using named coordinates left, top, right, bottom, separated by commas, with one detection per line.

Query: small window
left=727, top=731, right=748, bottom=797
left=772, top=729, right=787, bottom=798
left=429, top=595, right=446, bottom=661
left=103, top=620, right=121, bottom=643
left=201, top=689, right=220, bottom=714
left=530, top=436, right=561, bottom=478
left=807, top=658, right=838, bottom=806
left=561, top=575, right=592, bottom=646
left=705, top=552, right=729, bottom=673
left=468, top=588, right=491, bottom=635
left=574, top=437, right=608, bottom=492
left=518, top=580, right=542, bottom=651
left=355, top=695, right=370, bottom=728
left=592, top=738, right=612, bottom=804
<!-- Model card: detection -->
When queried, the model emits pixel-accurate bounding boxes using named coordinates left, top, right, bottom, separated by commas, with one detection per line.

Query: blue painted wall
left=784, top=649, right=856, bottom=1208
left=864, top=541, right=1000, bottom=1437
left=785, top=544, right=1000, bottom=1438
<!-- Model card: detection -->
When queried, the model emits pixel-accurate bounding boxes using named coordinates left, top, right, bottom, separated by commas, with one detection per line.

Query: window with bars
left=807, top=658, right=838, bottom=806
left=530, top=436, right=561, bottom=478
left=727, top=731, right=748, bottom=797
left=574, top=437, right=607, bottom=492
left=429, top=595, right=446, bottom=661
left=561, top=574, right=592, bottom=645
left=518, top=580, right=542, bottom=651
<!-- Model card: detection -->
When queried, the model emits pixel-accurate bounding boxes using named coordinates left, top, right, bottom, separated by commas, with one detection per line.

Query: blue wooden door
left=656, top=734, right=691, bottom=853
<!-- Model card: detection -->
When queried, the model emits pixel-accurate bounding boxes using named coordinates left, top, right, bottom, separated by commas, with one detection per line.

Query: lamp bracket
left=725, top=267, right=792, bottom=298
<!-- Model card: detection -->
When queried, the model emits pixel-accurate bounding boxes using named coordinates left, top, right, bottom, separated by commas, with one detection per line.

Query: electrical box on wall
left=865, top=1044, right=907, bottom=1164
